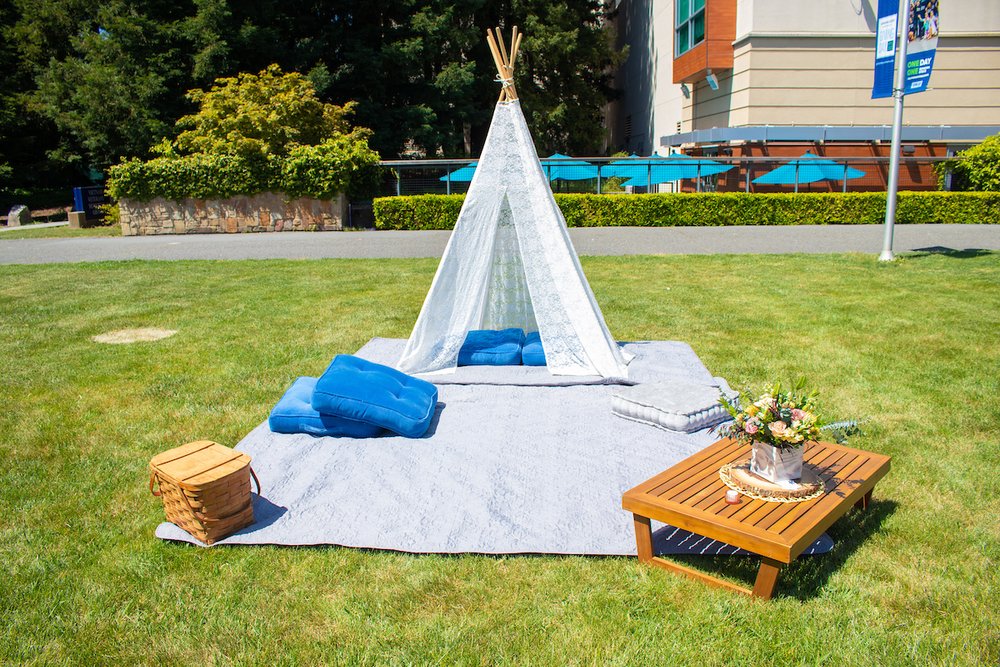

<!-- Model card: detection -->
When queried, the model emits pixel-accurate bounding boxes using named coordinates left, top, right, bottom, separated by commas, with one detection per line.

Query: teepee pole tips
left=486, top=26, right=519, bottom=102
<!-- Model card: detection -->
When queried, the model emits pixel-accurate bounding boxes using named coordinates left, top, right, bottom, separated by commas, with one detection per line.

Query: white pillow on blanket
left=611, top=377, right=738, bottom=433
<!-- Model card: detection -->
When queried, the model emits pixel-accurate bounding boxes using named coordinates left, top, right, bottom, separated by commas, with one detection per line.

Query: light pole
left=880, top=0, right=910, bottom=262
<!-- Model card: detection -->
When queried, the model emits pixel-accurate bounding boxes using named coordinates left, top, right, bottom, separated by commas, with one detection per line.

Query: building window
left=675, top=0, right=706, bottom=57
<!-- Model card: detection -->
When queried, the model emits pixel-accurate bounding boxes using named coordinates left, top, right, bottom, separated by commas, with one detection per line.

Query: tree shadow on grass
left=661, top=499, right=898, bottom=601
left=908, top=247, right=996, bottom=259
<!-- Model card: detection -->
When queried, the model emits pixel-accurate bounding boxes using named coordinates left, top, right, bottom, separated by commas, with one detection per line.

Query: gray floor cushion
left=611, top=377, right=739, bottom=433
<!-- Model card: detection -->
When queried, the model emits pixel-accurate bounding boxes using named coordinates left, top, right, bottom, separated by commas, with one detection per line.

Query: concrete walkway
left=0, top=221, right=69, bottom=233
left=0, top=224, right=997, bottom=265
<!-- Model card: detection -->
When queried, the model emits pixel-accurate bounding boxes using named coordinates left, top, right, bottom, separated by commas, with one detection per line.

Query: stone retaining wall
left=119, top=192, right=346, bottom=235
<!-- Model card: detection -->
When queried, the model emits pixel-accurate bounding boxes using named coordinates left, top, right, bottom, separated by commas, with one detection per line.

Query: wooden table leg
left=632, top=514, right=653, bottom=562
left=751, top=557, right=783, bottom=600
left=854, top=489, right=873, bottom=511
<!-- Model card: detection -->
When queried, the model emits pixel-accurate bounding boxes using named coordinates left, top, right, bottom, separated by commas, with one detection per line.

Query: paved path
left=0, top=225, right=997, bottom=264
left=0, top=221, right=68, bottom=233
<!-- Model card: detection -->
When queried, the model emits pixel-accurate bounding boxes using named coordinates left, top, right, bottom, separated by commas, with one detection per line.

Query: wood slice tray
left=720, top=460, right=826, bottom=503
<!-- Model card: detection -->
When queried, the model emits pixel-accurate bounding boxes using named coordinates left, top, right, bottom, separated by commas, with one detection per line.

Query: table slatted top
left=622, top=438, right=890, bottom=562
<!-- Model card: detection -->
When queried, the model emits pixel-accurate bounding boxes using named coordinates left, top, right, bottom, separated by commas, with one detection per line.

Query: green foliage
left=107, top=154, right=277, bottom=201
left=374, top=192, right=1000, bottom=230
left=31, top=0, right=188, bottom=170
left=373, top=194, right=466, bottom=230
left=107, top=66, right=382, bottom=202
left=514, top=1, right=626, bottom=154
left=941, top=134, right=1000, bottom=191
left=95, top=201, right=119, bottom=227
left=173, top=65, right=354, bottom=160
left=281, top=135, right=383, bottom=200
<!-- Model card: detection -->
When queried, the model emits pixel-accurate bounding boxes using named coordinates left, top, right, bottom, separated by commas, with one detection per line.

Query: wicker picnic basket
left=149, top=440, right=260, bottom=544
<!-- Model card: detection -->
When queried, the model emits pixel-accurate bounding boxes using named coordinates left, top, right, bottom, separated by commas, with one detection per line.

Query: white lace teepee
left=397, top=28, right=631, bottom=378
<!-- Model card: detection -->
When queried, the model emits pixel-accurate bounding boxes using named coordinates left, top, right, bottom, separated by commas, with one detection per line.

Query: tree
left=500, top=0, right=624, bottom=155
left=950, top=134, right=1000, bottom=191
left=0, top=0, right=95, bottom=195
left=107, top=65, right=382, bottom=201
left=171, top=65, right=355, bottom=160
left=32, top=0, right=191, bottom=172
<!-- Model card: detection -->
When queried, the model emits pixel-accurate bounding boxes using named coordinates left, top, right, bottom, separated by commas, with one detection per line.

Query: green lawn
left=1, top=253, right=997, bottom=665
left=0, top=224, right=121, bottom=239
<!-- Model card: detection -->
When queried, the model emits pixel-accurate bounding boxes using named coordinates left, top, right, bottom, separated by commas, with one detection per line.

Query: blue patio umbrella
left=752, top=152, right=866, bottom=192
left=439, top=162, right=478, bottom=182
left=619, top=153, right=733, bottom=188
left=599, top=154, right=648, bottom=180
left=540, top=153, right=599, bottom=181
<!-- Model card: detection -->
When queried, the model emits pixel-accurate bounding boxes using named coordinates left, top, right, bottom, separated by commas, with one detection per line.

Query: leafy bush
left=106, top=65, right=382, bottom=202
left=107, top=154, right=278, bottom=201
left=373, top=192, right=1000, bottom=230
left=282, top=135, right=382, bottom=200
left=939, top=134, right=1000, bottom=191
left=174, top=64, right=354, bottom=160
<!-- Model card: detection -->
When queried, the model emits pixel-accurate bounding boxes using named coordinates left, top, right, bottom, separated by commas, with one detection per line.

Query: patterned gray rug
left=156, top=339, right=832, bottom=556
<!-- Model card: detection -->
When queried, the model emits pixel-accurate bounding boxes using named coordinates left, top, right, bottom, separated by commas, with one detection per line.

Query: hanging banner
left=872, top=0, right=899, bottom=99
left=873, top=0, right=940, bottom=98
left=903, top=0, right=940, bottom=93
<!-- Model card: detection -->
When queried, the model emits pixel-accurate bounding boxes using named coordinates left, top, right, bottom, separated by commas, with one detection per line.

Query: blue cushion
left=458, top=328, right=525, bottom=366
left=269, top=377, right=385, bottom=438
left=312, top=355, right=439, bottom=438
left=522, top=331, right=547, bottom=366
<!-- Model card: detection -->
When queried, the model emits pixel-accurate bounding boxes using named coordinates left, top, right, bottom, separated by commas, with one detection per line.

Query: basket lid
left=150, top=440, right=252, bottom=487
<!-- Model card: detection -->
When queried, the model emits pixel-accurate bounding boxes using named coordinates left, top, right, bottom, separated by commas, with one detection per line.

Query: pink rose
left=768, top=420, right=789, bottom=438
left=791, top=409, right=806, bottom=421
left=745, top=419, right=760, bottom=435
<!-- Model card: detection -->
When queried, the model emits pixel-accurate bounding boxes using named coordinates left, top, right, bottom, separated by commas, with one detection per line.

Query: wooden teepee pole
left=487, top=26, right=519, bottom=102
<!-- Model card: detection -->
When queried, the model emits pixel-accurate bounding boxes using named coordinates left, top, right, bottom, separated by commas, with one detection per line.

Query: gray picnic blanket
left=156, top=339, right=832, bottom=556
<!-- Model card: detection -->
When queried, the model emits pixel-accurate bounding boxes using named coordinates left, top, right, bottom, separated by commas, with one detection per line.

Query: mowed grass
left=0, top=224, right=121, bottom=239
left=1, top=253, right=997, bottom=665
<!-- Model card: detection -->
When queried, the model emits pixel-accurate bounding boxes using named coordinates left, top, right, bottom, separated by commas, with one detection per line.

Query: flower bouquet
left=718, top=379, right=822, bottom=484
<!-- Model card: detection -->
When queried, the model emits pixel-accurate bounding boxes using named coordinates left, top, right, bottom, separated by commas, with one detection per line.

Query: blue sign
left=873, top=0, right=940, bottom=99
left=904, top=0, right=939, bottom=94
left=72, top=186, right=107, bottom=219
left=872, top=0, right=898, bottom=99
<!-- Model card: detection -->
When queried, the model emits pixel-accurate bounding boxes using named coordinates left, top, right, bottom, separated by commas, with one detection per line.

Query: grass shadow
left=661, top=498, right=898, bottom=601
left=908, top=247, right=996, bottom=259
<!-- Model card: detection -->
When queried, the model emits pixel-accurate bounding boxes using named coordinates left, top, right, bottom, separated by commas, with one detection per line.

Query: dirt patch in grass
left=92, top=328, right=177, bottom=344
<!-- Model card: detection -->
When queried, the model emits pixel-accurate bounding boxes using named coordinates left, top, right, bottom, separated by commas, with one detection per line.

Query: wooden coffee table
left=622, top=438, right=890, bottom=599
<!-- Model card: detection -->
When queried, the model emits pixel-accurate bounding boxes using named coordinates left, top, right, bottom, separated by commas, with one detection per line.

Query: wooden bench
left=622, top=438, right=890, bottom=599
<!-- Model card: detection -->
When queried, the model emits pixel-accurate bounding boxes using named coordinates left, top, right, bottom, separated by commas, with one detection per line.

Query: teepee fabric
left=398, top=100, right=630, bottom=378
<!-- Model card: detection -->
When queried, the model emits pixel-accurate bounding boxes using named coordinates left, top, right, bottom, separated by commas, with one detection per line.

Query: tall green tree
left=32, top=0, right=193, bottom=172
left=1, top=0, right=97, bottom=194
left=6, top=0, right=624, bottom=197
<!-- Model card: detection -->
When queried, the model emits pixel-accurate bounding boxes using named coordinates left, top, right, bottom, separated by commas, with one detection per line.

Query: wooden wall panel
left=673, top=0, right=737, bottom=83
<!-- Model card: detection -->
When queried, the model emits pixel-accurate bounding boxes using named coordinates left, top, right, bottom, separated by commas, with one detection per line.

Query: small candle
left=725, top=489, right=741, bottom=504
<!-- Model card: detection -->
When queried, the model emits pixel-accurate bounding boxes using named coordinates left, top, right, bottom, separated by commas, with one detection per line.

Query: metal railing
left=376, top=156, right=957, bottom=197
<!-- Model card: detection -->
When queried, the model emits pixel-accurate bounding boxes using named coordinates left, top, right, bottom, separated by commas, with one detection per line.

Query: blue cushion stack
left=458, top=328, right=526, bottom=366
left=268, top=355, right=439, bottom=439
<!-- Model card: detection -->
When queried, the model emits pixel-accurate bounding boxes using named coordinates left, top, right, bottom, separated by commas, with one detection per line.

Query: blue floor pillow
left=312, top=355, right=439, bottom=438
left=522, top=331, right=547, bottom=366
left=458, top=328, right=525, bottom=366
left=269, top=377, right=385, bottom=438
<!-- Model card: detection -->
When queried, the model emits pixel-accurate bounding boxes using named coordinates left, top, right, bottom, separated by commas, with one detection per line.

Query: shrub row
left=107, top=139, right=382, bottom=203
left=373, top=192, right=1000, bottom=230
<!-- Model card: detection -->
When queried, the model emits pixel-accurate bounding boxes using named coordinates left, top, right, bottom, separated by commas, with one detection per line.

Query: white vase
left=750, top=441, right=804, bottom=484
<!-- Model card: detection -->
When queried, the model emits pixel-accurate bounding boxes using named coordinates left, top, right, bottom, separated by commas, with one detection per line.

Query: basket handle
left=149, top=472, right=161, bottom=497
left=249, top=467, right=261, bottom=496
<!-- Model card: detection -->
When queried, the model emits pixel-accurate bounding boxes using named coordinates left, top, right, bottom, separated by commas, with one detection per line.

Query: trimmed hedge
left=107, top=139, right=383, bottom=203
left=373, top=192, right=1000, bottom=230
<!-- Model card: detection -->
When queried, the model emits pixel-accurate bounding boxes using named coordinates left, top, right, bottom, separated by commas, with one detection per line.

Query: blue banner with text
left=873, top=0, right=939, bottom=98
